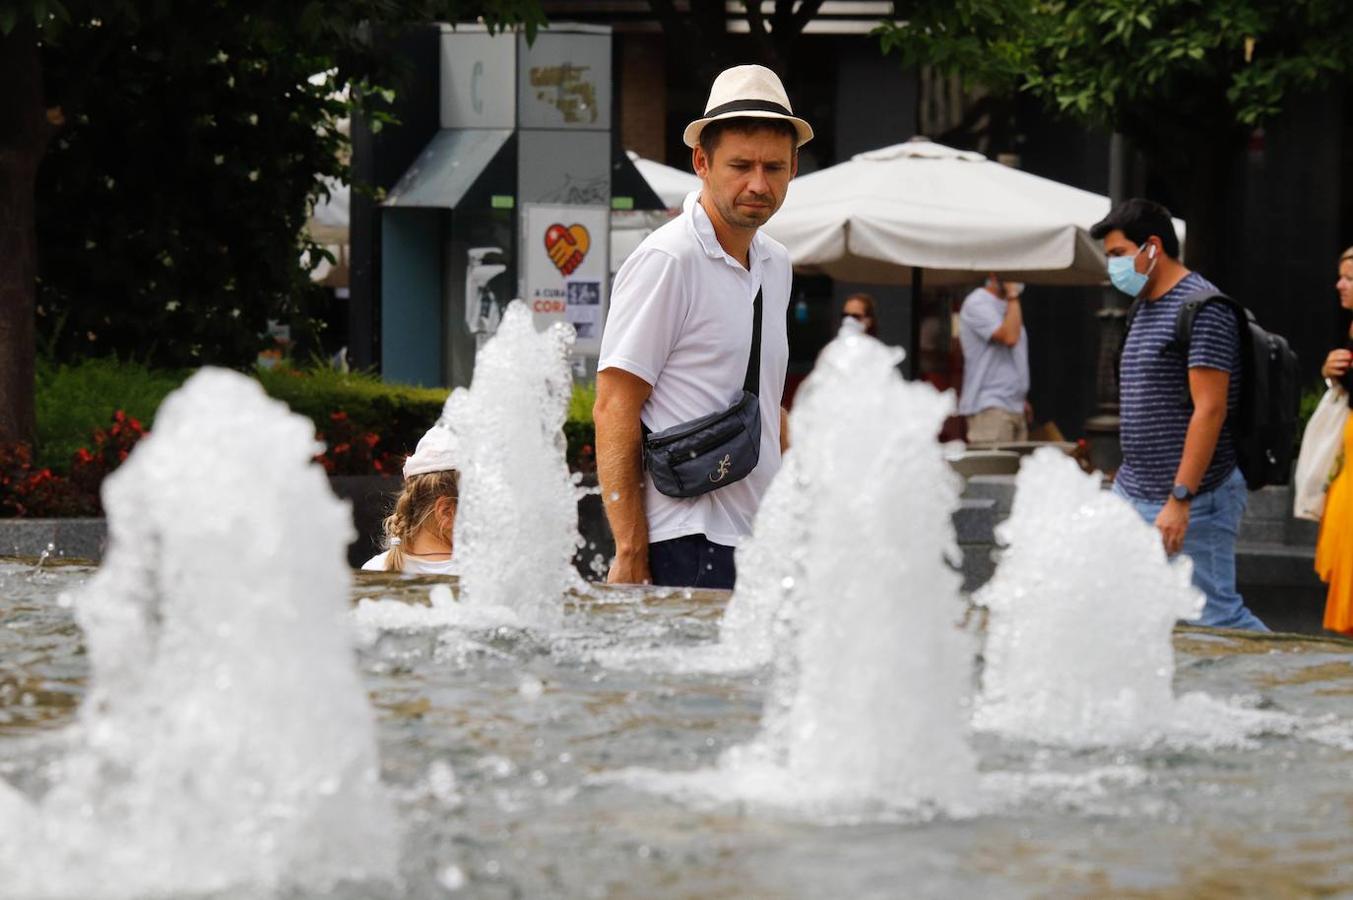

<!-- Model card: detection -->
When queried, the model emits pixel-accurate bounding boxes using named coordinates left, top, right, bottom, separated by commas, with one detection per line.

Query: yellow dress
left=1315, top=412, right=1353, bottom=634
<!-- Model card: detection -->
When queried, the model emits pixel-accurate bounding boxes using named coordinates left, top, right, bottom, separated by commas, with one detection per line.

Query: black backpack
left=1125, top=290, right=1300, bottom=490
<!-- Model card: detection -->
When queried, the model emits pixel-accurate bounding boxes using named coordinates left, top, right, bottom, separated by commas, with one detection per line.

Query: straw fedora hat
left=682, top=64, right=813, bottom=149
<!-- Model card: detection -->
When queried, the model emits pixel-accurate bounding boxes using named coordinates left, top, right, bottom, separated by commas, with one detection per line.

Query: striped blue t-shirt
left=1116, top=272, right=1242, bottom=502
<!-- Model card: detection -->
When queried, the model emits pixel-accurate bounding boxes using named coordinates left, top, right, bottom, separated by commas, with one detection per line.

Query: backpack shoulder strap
left=1174, top=289, right=1250, bottom=350
left=1124, top=295, right=1145, bottom=334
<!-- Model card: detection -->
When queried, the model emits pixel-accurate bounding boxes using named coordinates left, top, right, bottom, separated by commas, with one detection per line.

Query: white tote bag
left=1294, top=387, right=1349, bottom=521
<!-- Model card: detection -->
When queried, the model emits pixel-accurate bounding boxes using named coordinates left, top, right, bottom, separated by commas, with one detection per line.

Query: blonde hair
left=1340, top=246, right=1353, bottom=265
left=381, top=469, right=459, bottom=572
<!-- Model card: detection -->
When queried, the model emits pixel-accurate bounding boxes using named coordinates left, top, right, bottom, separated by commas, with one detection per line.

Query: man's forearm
left=596, top=414, right=649, bottom=559
left=992, top=298, right=1022, bottom=345
left=1003, top=297, right=1022, bottom=334
left=1174, top=406, right=1226, bottom=492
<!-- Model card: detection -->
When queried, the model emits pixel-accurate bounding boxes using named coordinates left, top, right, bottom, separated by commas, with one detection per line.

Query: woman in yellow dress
left=1315, top=246, right=1353, bottom=634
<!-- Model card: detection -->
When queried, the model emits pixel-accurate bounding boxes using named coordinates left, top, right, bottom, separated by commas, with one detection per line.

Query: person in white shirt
left=362, top=421, right=460, bottom=576
left=957, top=275, right=1031, bottom=443
left=594, top=64, right=812, bottom=589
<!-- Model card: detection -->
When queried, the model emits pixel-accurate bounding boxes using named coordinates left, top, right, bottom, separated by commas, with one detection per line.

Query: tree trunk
left=0, top=21, right=48, bottom=448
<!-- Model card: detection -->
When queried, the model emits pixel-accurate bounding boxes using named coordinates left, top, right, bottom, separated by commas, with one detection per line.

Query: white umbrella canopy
left=627, top=150, right=701, bottom=209
left=764, top=137, right=1184, bottom=287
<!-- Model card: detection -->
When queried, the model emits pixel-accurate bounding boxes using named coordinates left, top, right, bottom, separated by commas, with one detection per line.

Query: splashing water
left=695, top=330, right=979, bottom=816
left=0, top=369, right=399, bottom=899
left=444, top=301, right=582, bottom=626
left=974, top=448, right=1205, bottom=746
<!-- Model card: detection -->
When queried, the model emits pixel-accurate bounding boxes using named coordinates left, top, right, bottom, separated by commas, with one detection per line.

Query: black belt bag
left=642, top=288, right=764, bottom=498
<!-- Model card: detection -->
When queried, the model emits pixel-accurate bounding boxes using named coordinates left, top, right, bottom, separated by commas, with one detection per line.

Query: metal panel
left=517, top=29, right=611, bottom=131
left=384, top=128, right=513, bottom=209
left=381, top=208, right=443, bottom=386
left=439, top=26, right=516, bottom=129
left=517, top=130, right=611, bottom=206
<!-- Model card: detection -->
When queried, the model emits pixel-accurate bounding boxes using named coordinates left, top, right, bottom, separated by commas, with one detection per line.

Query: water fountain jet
left=0, top=369, right=398, bottom=899
left=975, top=448, right=1238, bottom=747
left=625, top=329, right=980, bottom=817
left=441, top=301, right=583, bottom=627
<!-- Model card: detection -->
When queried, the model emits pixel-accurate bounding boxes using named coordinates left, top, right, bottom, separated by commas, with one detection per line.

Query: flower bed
left=10, top=358, right=598, bottom=518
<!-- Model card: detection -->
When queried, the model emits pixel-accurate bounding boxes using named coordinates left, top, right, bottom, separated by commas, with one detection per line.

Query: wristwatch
left=1170, top=484, right=1196, bottom=503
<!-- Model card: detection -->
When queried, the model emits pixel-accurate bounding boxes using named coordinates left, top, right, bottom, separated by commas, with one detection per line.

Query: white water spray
left=713, top=330, right=979, bottom=814
left=974, top=448, right=1205, bottom=746
left=445, top=300, right=582, bottom=625
left=0, top=369, right=398, bottom=899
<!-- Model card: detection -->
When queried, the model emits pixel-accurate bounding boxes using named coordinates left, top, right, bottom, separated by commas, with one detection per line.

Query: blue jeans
left=648, top=534, right=736, bottom=590
left=1114, top=468, right=1269, bottom=632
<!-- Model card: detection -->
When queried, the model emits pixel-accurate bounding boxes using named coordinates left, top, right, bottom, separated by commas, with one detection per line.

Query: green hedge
left=35, top=357, right=188, bottom=470
left=35, top=357, right=597, bottom=473
left=254, top=366, right=449, bottom=462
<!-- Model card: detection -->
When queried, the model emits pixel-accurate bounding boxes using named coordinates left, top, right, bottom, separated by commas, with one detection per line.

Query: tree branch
left=743, top=0, right=776, bottom=70
left=791, top=0, right=826, bottom=34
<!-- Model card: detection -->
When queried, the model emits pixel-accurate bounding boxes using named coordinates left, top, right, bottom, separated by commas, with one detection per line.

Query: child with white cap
left=361, top=421, right=460, bottom=575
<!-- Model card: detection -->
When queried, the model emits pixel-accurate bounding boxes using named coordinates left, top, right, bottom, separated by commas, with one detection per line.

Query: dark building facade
left=351, top=6, right=1353, bottom=441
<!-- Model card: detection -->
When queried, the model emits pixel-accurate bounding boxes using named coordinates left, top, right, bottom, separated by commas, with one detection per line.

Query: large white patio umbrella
left=611, top=151, right=704, bottom=273
left=764, top=137, right=1184, bottom=288
left=627, top=150, right=700, bottom=209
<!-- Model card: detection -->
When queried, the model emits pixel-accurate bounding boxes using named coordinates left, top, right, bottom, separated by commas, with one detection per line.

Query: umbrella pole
left=908, top=267, right=923, bottom=379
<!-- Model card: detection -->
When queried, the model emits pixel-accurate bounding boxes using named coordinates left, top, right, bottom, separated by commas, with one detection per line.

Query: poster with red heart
left=521, top=204, right=610, bottom=354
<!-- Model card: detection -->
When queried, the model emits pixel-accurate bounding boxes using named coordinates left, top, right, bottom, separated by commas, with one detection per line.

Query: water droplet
left=428, top=759, right=459, bottom=804
left=438, top=864, right=467, bottom=891
left=518, top=676, right=544, bottom=700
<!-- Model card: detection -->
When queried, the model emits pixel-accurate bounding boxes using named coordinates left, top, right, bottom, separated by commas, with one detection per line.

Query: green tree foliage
left=878, top=0, right=1353, bottom=267
left=34, top=12, right=352, bottom=365
left=0, top=0, right=544, bottom=443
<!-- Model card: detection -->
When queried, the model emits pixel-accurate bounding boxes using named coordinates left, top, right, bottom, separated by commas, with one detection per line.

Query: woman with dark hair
left=841, top=293, right=879, bottom=337
left=1314, top=246, right=1353, bottom=634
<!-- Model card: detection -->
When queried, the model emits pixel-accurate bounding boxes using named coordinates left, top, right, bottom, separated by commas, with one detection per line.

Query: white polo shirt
left=598, top=191, right=791, bottom=547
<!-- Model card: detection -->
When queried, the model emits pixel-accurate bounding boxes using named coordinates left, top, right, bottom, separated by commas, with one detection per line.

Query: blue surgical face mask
left=1107, top=244, right=1156, bottom=297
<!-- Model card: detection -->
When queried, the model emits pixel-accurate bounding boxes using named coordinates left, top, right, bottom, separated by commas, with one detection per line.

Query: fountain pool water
left=6, top=565, right=1353, bottom=897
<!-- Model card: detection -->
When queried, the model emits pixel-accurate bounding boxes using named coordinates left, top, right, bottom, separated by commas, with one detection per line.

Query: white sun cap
left=682, top=64, right=813, bottom=149
left=402, top=422, right=459, bottom=479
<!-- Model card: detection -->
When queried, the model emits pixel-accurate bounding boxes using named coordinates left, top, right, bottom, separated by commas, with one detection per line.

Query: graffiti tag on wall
left=529, top=64, right=598, bottom=125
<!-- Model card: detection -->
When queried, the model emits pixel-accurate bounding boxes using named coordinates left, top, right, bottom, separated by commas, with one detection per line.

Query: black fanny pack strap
left=743, top=287, right=763, bottom=396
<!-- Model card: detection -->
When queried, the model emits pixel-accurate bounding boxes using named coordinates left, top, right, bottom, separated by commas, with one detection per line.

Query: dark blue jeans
left=648, top=534, right=736, bottom=590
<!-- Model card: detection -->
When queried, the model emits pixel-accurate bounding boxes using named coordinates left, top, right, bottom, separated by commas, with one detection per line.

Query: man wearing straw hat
left=595, top=65, right=812, bottom=589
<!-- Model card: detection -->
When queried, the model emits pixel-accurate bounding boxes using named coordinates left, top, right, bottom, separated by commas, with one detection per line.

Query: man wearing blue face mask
left=1090, top=199, right=1268, bottom=631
